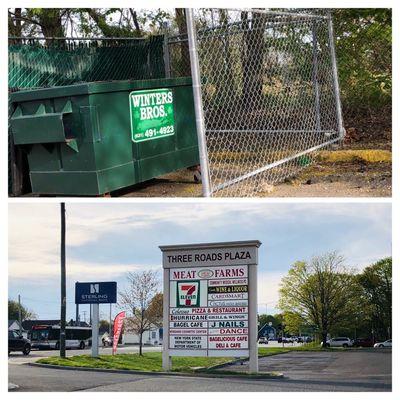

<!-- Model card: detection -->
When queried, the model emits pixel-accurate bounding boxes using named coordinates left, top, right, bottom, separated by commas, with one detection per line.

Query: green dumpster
left=10, top=77, right=199, bottom=195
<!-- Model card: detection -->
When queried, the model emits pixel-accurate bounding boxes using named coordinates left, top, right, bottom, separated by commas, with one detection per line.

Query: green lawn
left=36, top=344, right=348, bottom=373
left=36, top=352, right=232, bottom=373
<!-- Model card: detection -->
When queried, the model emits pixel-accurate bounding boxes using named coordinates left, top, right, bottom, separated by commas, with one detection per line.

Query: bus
left=29, top=325, right=92, bottom=350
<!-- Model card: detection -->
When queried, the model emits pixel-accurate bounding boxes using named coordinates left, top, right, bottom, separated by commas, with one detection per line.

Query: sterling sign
left=160, top=240, right=261, bottom=373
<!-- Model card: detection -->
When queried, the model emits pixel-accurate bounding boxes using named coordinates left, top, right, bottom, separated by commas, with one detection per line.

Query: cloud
left=9, top=201, right=391, bottom=306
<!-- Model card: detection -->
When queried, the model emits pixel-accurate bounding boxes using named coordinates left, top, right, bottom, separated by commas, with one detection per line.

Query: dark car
left=278, top=337, right=294, bottom=343
left=353, top=338, right=375, bottom=347
left=8, top=330, right=31, bottom=355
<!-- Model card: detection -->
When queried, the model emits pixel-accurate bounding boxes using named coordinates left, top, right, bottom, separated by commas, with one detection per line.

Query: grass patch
left=317, top=149, right=391, bottom=163
left=36, top=352, right=232, bottom=373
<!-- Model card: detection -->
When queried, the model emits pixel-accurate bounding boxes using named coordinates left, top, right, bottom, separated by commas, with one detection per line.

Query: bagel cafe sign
left=160, top=240, right=261, bottom=373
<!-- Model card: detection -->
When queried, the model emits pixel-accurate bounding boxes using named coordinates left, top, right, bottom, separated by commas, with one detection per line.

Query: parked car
left=374, top=339, right=392, bottom=348
left=322, top=337, right=353, bottom=347
left=296, top=336, right=312, bottom=343
left=8, top=330, right=31, bottom=355
left=278, top=337, right=294, bottom=343
left=353, top=338, right=375, bottom=347
left=258, top=337, right=268, bottom=344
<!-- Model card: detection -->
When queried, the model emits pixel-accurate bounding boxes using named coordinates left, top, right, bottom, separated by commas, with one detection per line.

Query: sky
left=8, top=201, right=391, bottom=322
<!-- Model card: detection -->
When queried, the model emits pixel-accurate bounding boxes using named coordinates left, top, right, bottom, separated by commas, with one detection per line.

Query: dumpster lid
left=10, top=77, right=193, bottom=102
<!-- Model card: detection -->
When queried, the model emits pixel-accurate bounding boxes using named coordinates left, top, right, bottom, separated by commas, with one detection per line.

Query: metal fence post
left=312, top=20, right=321, bottom=133
left=327, top=11, right=345, bottom=139
left=185, top=8, right=212, bottom=197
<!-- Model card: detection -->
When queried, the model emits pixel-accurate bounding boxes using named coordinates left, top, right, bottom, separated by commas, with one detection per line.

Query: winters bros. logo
left=177, top=281, right=200, bottom=307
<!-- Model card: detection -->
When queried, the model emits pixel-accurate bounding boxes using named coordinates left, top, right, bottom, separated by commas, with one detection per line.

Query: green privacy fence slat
left=8, top=35, right=166, bottom=195
left=8, top=35, right=165, bottom=89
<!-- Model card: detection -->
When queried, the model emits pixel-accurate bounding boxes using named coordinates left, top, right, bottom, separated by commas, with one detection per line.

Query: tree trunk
left=139, top=330, right=143, bottom=356
left=175, top=8, right=191, bottom=76
left=321, top=331, right=328, bottom=347
left=129, top=9, right=141, bottom=35
left=8, top=8, right=22, bottom=39
left=36, top=10, right=65, bottom=45
left=241, top=11, right=267, bottom=108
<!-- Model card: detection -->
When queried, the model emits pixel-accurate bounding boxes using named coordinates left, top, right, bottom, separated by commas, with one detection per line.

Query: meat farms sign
left=160, top=240, right=261, bottom=373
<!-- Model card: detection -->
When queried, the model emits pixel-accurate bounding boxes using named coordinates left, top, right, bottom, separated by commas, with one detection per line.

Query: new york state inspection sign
left=129, top=88, right=175, bottom=143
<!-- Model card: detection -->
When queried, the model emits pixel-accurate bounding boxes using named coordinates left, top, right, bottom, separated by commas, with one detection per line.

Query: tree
left=99, top=319, right=110, bottom=333
left=118, top=270, right=160, bottom=355
left=357, top=257, right=392, bottom=340
left=8, top=299, right=36, bottom=321
left=278, top=252, right=359, bottom=346
left=258, top=314, right=280, bottom=330
left=146, top=292, right=163, bottom=327
left=241, top=11, right=267, bottom=104
left=282, top=311, right=307, bottom=336
left=333, top=8, right=392, bottom=114
left=174, top=9, right=191, bottom=76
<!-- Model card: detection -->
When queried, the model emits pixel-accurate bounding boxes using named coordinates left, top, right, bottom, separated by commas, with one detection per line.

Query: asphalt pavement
left=8, top=348, right=391, bottom=392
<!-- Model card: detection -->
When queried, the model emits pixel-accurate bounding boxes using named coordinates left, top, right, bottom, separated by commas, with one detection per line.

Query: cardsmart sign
left=129, top=88, right=175, bottom=143
left=75, top=281, right=117, bottom=304
left=160, top=241, right=261, bottom=373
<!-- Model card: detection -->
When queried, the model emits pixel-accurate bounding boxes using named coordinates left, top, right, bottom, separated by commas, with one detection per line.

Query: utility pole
left=18, top=294, right=22, bottom=336
left=60, top=203, right=66, bottom=358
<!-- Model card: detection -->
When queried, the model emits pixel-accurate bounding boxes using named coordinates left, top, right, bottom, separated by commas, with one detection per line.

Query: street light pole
left=60, top=202, right=66, bottom=358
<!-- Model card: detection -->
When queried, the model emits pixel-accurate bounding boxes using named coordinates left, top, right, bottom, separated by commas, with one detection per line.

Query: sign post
left=160, top=240, right=261, bottom=373
left=75, top=281, right=117, bottom=358
left=92, top=303, right=99, bottom=357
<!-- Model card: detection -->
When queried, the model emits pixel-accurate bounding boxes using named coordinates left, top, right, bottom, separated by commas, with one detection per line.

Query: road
left=8, top=349, right=391, bottom=392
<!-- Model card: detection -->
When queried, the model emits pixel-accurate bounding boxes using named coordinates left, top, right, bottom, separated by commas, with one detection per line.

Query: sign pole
left=248, top=263, right=259, bottom=373
left=91, top=303, right=99, bottom=357
left=162, top=268, right=171, bottom=371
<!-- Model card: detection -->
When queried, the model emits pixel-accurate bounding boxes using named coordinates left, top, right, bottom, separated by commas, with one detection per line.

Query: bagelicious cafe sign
left=160, top=241, right=261, bottom=373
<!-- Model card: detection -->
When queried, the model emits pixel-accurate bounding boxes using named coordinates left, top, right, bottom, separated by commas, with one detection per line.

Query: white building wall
left=123, top=327, right=161, bottom=346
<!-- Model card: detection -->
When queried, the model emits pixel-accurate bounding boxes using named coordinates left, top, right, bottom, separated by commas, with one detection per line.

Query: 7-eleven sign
left=177, top=281, right=200, bottom=307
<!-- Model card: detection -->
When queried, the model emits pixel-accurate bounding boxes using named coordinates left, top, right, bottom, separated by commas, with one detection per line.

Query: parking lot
left=9, top=348, right=391, bottom=392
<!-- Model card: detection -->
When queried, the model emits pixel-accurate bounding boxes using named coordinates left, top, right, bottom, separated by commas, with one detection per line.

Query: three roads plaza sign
left=160, top=240, right=261, bottom=373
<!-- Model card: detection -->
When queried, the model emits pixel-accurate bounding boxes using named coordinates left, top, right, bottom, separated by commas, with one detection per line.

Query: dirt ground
left=116, top=158, right=391, bottom=198
left=24, top=116, right=390, bottom=198
left=116, top=115, right=392, bottom=198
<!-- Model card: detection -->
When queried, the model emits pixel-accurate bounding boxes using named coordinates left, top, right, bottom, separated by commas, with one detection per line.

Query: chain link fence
left=9, top=36, right=165, bottom=89
left=184, top=8, right=343, bottom=196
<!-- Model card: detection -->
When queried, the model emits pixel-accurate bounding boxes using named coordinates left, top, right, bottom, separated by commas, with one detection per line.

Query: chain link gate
left=185, top=8, right=345, bottom=197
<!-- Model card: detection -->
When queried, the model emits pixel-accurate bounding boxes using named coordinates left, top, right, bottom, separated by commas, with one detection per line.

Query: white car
left=322, top=337, right=353, bottom=347
left=374, top=339, right=392, bottom=348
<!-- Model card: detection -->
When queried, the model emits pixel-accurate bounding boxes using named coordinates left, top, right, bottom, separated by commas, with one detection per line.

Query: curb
left=28, top=362, right=284, bottom=380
